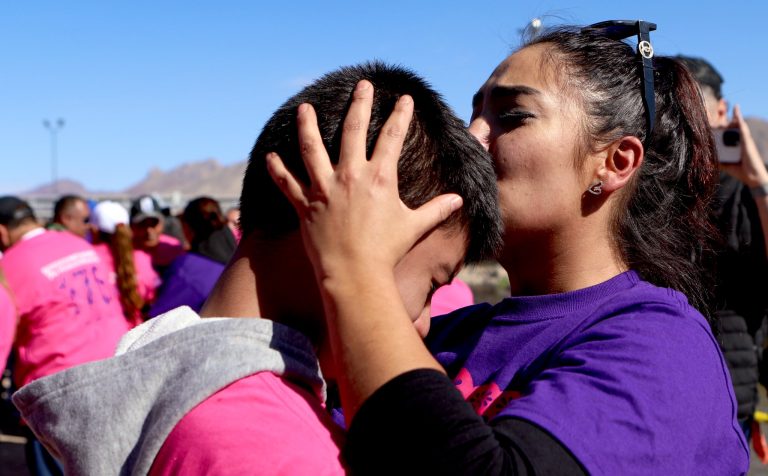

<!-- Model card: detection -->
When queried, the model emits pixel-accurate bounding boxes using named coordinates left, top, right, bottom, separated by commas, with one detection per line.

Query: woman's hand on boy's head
left=266, top=80, right=463, bottom=284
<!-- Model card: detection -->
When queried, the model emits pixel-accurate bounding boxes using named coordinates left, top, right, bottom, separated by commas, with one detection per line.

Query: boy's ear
left=594, top=136, right=644, bottom=194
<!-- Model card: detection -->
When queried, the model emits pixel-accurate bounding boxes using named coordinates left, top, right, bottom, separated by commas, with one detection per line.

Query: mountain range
left=23, top=158, right=246, bottom=199
left=22, top=118, right=768, bottom=199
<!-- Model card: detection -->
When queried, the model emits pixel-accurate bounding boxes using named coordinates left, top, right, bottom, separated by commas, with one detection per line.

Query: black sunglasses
left=581, top=20, right=657, bottom=136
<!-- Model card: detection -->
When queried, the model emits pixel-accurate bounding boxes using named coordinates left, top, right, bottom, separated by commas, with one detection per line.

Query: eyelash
left=498, top=110, right=534, bottom=125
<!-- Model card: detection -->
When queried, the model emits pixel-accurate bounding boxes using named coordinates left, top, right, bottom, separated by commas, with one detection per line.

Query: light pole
left=43, top=118, right=65, bottom=194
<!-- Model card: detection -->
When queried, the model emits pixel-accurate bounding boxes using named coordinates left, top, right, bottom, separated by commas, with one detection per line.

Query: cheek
left=491, top=133, right=539, bottom=180
left=494, top=146, right=584, bottom=230
left=392, top=267, right=430, bottom=322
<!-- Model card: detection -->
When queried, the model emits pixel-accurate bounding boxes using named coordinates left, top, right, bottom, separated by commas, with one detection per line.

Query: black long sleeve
left=344, top=369, right=586, bottom=475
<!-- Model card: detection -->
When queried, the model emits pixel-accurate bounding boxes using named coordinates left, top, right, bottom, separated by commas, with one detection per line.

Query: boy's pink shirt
left=0, top=284, right=15, bottom=372
left=150, top=372, right=346, bottom=476
left=2, top=230, right=131, bottom=387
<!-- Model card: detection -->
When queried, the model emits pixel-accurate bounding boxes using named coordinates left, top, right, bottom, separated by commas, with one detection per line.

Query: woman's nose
left=468, top=118, right=490, bottom=152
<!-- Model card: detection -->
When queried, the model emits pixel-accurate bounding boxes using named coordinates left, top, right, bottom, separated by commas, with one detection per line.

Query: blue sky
left=2, top=1, right=766, bottom=194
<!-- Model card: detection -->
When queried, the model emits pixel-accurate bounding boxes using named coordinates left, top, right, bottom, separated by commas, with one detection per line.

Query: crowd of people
left=0, top=192, right=242, bottom=473
left=1, top=19, right=767, bottom=475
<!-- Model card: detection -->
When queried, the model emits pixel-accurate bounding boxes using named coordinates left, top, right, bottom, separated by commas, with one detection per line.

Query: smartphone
left=714, top=128, right=741, bottom=164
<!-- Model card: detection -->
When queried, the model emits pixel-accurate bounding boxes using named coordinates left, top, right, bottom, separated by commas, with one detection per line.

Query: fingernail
left=450, top=196, right=463, bottom=211
left=399, top=95, right=413, bottom=105
left=298, top=103, right=309, bottom=114
left=356, top=81, right=370, bottom=91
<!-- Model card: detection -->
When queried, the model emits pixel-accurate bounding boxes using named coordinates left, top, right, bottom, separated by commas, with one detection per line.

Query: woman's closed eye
left=498, top=110, right=535, bottom=127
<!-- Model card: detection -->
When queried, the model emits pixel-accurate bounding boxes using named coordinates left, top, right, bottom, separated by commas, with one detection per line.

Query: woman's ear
left=596, top=136, right=644, bottom=194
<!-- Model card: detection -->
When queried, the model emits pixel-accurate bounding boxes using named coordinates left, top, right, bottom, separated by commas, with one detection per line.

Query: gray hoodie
left=13, top=306, right=326, bottom=476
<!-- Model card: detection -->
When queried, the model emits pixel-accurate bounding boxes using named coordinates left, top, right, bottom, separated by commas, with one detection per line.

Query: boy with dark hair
left=14, top=62, right=501, bottom=475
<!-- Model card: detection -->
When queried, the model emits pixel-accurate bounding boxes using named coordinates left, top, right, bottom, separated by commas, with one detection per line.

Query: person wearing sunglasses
left=269, top=21, right=749, bottom=474
left=49, top=194, right=92, bottom=240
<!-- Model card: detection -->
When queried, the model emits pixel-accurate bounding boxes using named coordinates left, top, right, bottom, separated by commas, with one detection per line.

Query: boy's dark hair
left=674, top=55, right=724, bottom=100
left=240, top=61, right=502, bottom=263
left=527, top=29, right=720, bottom=320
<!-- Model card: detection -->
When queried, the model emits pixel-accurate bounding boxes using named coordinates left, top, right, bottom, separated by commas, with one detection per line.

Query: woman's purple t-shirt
left=427, top=271, right=749, bottom=475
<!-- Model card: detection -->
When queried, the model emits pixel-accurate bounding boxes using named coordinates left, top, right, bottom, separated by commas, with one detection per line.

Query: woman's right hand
left=266, top=80, right=463, bottom=285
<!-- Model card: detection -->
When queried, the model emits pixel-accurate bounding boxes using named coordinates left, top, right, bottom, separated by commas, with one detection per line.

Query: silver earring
left=587, top=180, right=603, bottom=195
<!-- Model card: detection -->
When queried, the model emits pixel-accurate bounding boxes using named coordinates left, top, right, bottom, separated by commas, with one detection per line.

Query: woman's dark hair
left=183, top=197, right=236, bottom=264
left=183, top=197, right=226, bottom=245
left=526, top=27, right=720, bottom=320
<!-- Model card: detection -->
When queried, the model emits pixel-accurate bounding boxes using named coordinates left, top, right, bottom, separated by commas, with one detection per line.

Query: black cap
left=129, top=195, right=163, bottom=224
left=0, top=196, right=36, bottom=227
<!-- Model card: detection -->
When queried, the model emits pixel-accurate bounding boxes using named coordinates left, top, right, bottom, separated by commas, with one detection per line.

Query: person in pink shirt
left=91, top=201, right=161, bottom=325
left=130, top=195, right=186, bottom=273
left=0, top=195, right=130, bottom=475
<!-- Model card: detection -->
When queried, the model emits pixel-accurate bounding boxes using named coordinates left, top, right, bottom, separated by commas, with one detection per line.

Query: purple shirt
left=148, top=253, right=225, bottom=317
left=427, top=271, right=749, bottom=475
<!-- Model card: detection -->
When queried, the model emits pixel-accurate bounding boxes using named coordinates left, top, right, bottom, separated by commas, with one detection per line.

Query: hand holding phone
left=718, top=105, right=768, bottom=188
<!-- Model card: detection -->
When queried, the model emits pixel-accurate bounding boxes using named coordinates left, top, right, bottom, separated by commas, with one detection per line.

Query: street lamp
left=43, top=118, right=65, bottom=194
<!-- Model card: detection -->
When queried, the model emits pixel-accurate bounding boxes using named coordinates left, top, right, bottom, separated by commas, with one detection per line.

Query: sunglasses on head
left=581, top=20, right=657, bottom=136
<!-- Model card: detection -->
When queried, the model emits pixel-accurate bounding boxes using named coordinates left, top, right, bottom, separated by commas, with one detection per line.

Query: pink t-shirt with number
left=1, top=230, right=130, bottom=387
left=150, top=372, right=346, bottom=476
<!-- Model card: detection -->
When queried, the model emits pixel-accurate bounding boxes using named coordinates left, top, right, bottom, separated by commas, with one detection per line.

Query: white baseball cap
left=92, top=201, right=130, bottom=234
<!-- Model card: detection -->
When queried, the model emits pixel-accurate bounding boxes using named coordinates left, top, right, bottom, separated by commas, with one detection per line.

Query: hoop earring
left=587, top=180, right=603, bottom=196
